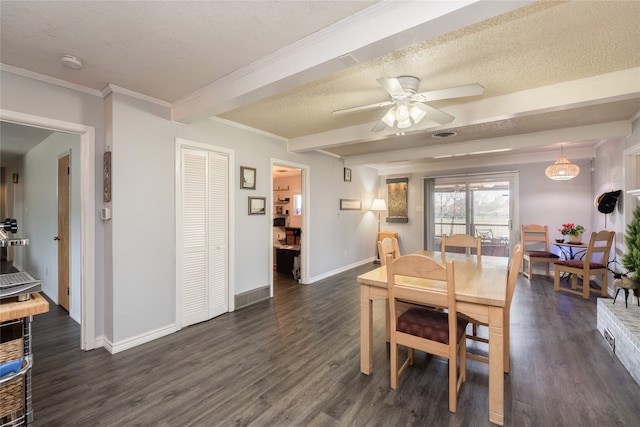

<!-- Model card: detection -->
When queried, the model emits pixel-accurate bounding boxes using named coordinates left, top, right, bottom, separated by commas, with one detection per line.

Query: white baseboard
left=103, top=323, right=178, bottom=354
left=306, top=257, right=375, bottom=284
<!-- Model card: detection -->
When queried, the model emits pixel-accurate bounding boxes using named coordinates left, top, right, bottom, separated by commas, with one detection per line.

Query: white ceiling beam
left=171, top=0, right=534, bottom=124
left=343, top=121, right=632, bottom=167
left=288, top=69, right=640, bottom=153
left=374, top=145, right=598, bottom=176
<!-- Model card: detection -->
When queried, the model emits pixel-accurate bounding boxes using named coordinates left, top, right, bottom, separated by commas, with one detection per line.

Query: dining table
left=553, top=241, right=588, bottom=260
left=357, top=250, right=509, bottom=426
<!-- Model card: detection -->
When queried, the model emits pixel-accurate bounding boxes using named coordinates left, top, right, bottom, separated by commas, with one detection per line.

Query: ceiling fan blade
left=332, top=100, right=394, bottom=115
left=377, top=77, right=407, bottom=98
left=413, top=103, right=454, bottom=125
left=413, top=84, right=484, bottom=102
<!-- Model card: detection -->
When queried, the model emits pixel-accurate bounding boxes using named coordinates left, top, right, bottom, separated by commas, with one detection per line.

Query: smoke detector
left=61, top=54, right=83, bottom=70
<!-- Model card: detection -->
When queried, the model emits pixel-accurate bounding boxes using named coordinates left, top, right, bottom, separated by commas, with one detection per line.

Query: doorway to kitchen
left=271, top=159, right=308, bottom=294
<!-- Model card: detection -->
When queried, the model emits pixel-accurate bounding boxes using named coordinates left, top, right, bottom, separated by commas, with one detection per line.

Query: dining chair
left=475, top=228, right=493, bottom=243
left=376, top=231, right=398, bottom=263
left=441, top=233, right=481, bottom=262
left=377, top=237, right=400, bottom=266
left=466, top=244, right=524, bottom=372
left=521, top=224, right=559, bottom=279
left=385, top=253, right=468, bottom=413
left=553, top=230, right=615, bottom=299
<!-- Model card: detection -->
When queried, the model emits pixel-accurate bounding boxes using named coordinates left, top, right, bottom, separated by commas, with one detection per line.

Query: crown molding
left=102, top=84, right=171, bottom=108
left=1, top=63, right=103, bottom=97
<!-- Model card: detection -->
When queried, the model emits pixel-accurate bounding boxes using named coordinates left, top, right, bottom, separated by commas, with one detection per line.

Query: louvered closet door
left=181, top=148, right=228, bottom=327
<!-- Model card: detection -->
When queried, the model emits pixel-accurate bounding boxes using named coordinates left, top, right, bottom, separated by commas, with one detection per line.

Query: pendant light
left=545, top=145, right=580, bottom=180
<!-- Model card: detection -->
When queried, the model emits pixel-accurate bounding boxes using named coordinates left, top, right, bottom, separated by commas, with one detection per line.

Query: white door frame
left=1, top=108, right=96, bottom=350
left=174, top=138, right=235, bottom=329
left=270, top=158, right=310, bottom=290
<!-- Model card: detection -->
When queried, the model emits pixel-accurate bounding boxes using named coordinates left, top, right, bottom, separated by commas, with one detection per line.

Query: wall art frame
left=340, top=198, right=361, bottom=210
left=248, top=196, right=266, bottom=215
left=344, top=167, right=352, bottom=182
left=386, top=177, right=408, bottom=223
left=240, top=166, right=256, bottom=190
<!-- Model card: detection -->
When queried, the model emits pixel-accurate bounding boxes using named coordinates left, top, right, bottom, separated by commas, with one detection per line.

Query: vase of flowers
left=558, top=223, right=586, bottom=244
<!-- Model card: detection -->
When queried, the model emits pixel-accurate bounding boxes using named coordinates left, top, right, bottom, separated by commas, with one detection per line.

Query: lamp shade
left=371, top=199, right=387, bottom=211
left=545, top=155, right=580, bottom=180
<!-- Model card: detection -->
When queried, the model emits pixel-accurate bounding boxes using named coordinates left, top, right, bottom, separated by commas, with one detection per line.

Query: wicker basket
left=0, top=338, right=25, bottom=419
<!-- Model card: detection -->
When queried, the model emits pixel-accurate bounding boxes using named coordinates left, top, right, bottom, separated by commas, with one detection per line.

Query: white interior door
left=180, top=147, right=228, bottom=327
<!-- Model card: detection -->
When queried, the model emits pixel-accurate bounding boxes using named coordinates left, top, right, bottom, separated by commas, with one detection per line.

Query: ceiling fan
left=332, top=76, right=484, bottom=132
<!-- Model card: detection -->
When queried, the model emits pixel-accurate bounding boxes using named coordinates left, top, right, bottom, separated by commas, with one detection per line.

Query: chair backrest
left=475, top=228, right=493, bottom=242
left=521, top=224, right=551, bottom=252
left=377, top=237, right=400, bottom=266
left=377, top=230, right=398, bottom=244
left=441, top=233, right=481, bottom=261
left=506, top=244, right=524, bottom=311
left=385, top=253, right=457, bottom=336
left=584, top=230, right=615, bottom=265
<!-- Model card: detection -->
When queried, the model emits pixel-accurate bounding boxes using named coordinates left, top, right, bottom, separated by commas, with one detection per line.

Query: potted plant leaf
left=621, top=204, right=640, bottom=296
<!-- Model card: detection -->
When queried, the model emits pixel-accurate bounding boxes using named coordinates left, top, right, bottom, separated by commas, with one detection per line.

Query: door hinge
left=67, top=167, right=70, bottom=175
left=67, top=288, right=70, bottom=295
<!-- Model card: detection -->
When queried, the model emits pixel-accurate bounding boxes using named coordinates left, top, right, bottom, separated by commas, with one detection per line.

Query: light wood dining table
left=357, top=251, right=509, bottom=426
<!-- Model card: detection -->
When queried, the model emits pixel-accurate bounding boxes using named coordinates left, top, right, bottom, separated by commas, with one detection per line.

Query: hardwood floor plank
left=27, top=266, right=640, bottom=426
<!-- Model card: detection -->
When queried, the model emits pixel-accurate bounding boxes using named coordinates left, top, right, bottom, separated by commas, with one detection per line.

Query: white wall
left=377, top=158, right=594, bottom=261
left=1, top=70, right=105, bottom=336
left=22, top=131, right=82, bottom=321
left=109, top=92, right=176, bottom=343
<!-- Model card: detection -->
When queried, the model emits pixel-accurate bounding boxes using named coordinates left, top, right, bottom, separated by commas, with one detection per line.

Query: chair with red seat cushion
left=521, top=224, right=559, bottom=279
left=554, top=230, right=614, bottom=299
left=385, top=253, right=468, bottom=413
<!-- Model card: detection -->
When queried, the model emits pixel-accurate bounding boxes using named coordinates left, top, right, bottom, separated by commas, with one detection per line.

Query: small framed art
left=241, top=166, right=256, bottom=190
left=344, top=167, right=351, bottom=182
left=340, top=199, right=361, bottom=210
left=248, top=197, right=266, bottom=215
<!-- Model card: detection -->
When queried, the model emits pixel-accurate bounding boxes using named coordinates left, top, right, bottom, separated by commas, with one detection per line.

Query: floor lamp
left=371, top=199, right=387, bottom=263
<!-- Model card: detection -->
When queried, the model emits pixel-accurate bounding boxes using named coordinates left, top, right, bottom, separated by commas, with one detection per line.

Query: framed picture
left=340, top=198, right=361, bottom=210
left=248, top=197, right=266, bottom=215
left=344, top=167, right=351, bottom=182
left=240, top=166, right=256, bottom=190
left=386, top=177, right=408, bottom=223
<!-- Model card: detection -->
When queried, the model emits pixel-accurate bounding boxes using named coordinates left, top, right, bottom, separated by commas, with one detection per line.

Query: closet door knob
left=54, top=236, right=61, bottom=241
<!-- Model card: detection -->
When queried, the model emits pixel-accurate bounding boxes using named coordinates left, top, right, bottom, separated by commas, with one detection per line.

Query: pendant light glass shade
left=545, top=154, right=580, bottom=180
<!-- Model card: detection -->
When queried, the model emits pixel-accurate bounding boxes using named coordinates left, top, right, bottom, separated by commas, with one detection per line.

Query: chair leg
left=390, top=341, right=398, bottom=389
left=449, top=354, right=457, bottom=413
left=554, top=268, right=560, bottom=292
left=582, top=275, right=589, bottom=299
left=545, top=263, right=550, bottom=277
left=528, top=260, right=533, bottom=279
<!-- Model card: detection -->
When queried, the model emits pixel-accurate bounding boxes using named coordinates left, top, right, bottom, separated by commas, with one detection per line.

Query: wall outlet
left=603, top=328, right=615, bottom=352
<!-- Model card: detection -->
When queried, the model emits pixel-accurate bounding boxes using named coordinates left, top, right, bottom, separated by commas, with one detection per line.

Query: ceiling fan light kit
left=332, top=76, right=484, bottom=132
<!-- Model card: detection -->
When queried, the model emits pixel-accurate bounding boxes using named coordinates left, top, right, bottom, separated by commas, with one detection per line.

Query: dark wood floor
left=29, top=266, right=640, bottom=426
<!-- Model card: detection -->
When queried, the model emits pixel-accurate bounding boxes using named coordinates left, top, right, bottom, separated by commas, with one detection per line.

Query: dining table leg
left=360, top=285, right=373, bottom=375
left=488, top=306, right=505, bottom=426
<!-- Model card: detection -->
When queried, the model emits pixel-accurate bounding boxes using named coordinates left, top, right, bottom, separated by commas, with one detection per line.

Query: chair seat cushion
left=555, top=260, right=606, bottom=269
left=524, top=250, right=559, bottom=259
left=397, top=307, right=469, bottom=345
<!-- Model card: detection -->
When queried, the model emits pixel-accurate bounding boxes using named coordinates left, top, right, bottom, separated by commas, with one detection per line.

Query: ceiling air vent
left=431, top=131, right=457, bottom=139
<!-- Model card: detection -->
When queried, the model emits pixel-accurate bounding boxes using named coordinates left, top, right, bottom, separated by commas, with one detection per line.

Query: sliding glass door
left=425, top=173, right=517, bottom=257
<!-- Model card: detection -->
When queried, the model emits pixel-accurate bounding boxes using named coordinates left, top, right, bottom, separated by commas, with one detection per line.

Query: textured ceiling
left=1, top=1, right=639, bottom=173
